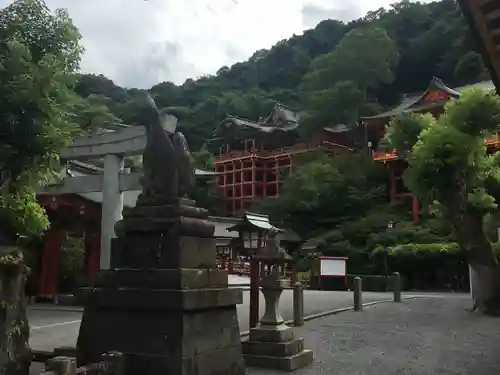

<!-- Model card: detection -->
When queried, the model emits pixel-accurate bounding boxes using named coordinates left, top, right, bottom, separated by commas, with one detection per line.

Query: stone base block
left=85, top=287, right=241, bottom=310
left=112, top=235, right=218, bottom=269
left=77, top=288, right=245, bottom=375
left=249, top=323, right=295, bottom=343
left=244, top=349, right=313, bottom=372
left=94, top=268, right=229, bottom=290
left=242, top=337, right=304, bottom=357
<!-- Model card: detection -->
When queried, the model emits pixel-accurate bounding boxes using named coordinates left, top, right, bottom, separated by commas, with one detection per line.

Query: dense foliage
left=255, top=150, right=455, bottom=276
left=386, top=89, right=500, bottom=311
left=0, top=0, right=83, bottom=240
left=389, top=89, right=500, bottom=264
left=373, top=243, right=469, bottom=291
left=72, top=0, right=489, bottom=151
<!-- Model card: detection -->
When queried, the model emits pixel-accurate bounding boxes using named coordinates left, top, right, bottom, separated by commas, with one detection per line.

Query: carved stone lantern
left=242, top=236, right=313, bottom=371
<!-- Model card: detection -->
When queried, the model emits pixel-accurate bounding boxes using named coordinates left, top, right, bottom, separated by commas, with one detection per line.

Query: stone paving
left=247, top=294, right=500, bottom=375
left=28, top=290, right=392, bottom=351
left=31, top=293, right=500, bottom=375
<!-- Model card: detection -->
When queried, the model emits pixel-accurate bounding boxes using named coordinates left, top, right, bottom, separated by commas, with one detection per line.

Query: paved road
left=247, top=293, right=498, bottom=375
left=28, top=290, right=393, bottom=352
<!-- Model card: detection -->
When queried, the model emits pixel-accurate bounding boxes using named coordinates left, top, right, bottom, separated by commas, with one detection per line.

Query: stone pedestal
left=76, top=196, right=245, bottom=375
left=242, top=271, right=313, bottom=371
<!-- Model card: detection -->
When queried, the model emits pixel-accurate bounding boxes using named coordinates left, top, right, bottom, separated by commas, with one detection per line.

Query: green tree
left=254, top=152, right=386, bottom=237
left=384, top=112, right=434, bottom=155
left=300, top=81, right=366, bottom=137
left=0, top=1, right=82, bottom=372
left=69, top=93, right=123, bottom=133
left=299, top=27, right=399, bottom=136
left=387, top=88, right=500, bottom=313
left=454, top=51, right=487, bottom=84
left=0, top=0, right=83, bottom=240
left=301, top=27, right=399, bottom=92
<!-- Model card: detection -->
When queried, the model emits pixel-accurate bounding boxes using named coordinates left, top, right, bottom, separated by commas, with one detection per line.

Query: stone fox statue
left=142, top=93, right=195, bottom=198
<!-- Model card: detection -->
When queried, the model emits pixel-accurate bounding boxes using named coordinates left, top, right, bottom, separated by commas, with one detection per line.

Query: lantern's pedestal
left=242, top=275, right=313, bottom=371
left=76, top=196, right=245, bottom=375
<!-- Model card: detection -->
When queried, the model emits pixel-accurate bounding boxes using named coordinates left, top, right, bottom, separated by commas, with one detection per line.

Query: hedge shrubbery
left=372, top=243, right=470, bottom=291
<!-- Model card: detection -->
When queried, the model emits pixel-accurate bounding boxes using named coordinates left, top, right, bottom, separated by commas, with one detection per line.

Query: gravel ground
left=32, top=294, right=498, bottom=375
left=28, top=290, right=392, bottom=351
left=248, top=295, right=500, bottom=375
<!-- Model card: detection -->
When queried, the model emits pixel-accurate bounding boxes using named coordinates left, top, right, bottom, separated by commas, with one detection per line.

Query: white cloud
left=1, top=0, right=428, bottom=88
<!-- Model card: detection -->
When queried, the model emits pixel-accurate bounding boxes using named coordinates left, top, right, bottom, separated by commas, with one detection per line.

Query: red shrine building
left=209, top=78, right=499, bottom=222
left=209, top=103, right=361, bottom=215
left=362, top=77, right=499, bottom=223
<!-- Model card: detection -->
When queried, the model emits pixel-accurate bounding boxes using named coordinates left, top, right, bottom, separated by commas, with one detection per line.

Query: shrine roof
left=361, top=78, right=495, bottom=121
left=214, top=103, right=300, bottom=136
left=323, top=124, right=355, bottom=133
left=227, top=211, right=283, bottom=233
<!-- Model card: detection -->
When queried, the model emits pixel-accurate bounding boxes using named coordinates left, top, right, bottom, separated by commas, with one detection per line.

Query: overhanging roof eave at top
left=214, top=115, right=299, bottom=136
left=457, top=0, right=500, bottom=94
left=361, top=77, right=461, bottom=123
left=361, top=100, right=450, bottom=122
left=226, top=211, right=283, bottom=233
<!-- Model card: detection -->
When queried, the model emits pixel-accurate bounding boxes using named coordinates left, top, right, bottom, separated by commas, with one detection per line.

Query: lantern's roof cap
left=227, top=211, right=283, bottom=233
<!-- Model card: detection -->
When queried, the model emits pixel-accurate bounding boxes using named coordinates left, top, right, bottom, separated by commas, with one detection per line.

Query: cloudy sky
left=2, top=0, right=418, bottom=88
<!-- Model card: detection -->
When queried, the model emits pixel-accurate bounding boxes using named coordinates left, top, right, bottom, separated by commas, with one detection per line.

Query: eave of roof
left=66, top=160, right=217, bottom=177
left=214, top=102, right=301, bottom=136
left=227, top=211, right=283, bottom=232
left=361, top=79, right=495, bottom=121
left=457, top=0, right=500, bottom=93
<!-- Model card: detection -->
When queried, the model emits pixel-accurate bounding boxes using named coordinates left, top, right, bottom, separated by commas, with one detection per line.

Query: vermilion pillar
left=412, top=196, right=420, bottom=224
left=389, top=167, right=397, bottom=202
left=39, top=229, right=63, bottom=298
left=85, top=231, right=101, bottom=288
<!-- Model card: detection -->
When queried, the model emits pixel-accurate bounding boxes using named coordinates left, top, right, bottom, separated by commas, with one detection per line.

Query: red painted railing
left=373, top=133, right=500, bottom=162
left=214, top=142, right=348, bottom=163
left=217, top=259, right=251, bottom=276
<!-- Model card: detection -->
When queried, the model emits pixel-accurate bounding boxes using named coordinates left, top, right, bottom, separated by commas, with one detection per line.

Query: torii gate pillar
left=100, top=154, right=124, bottom=269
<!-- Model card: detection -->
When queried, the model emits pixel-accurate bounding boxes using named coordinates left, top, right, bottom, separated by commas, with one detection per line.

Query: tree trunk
left=0, top=247, right=30, bottom=375
left=453, top=210, right=500, bottom=314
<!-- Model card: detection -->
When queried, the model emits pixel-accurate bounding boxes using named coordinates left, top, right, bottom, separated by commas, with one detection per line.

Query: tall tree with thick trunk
left=0, top=1, right=82, bottom=373
left=387, top=89, right=500, bottom=313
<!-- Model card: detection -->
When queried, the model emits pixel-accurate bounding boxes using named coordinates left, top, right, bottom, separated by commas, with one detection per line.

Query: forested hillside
left=73, top=0, right=490, bottom=150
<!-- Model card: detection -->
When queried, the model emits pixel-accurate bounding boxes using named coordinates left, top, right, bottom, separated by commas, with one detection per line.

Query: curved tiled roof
left=214, top=103, right=300, bottom=135
left=361, top=78, right=495, bottom=121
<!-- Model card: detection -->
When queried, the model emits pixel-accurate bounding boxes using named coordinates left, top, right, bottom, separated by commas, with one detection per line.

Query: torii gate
left=37, top=125, right=217, bottom=296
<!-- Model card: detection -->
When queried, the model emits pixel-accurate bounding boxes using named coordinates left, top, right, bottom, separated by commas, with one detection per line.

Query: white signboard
left=320, top=258, right=346, bottom=277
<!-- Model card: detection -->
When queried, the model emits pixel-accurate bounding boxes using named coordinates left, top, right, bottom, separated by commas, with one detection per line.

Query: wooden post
left=353, top=277, right=362, bottom=312
left=291, top=268, right=298, bottom=285
left=249, top=258, right=260, bottom=329
left=84, top=231, right=100, bottom=289
left=393, top=272, right=402, bottom=303
left=251, top=158, right=256, bottom=199
left=412, top=196, right=420, bottom=224
left=293, top=282, right=304, bottom=326
left=39, top=229, right=63, bottom=299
